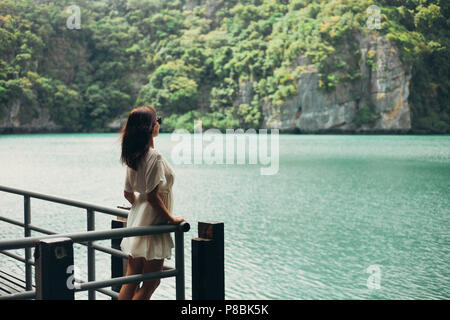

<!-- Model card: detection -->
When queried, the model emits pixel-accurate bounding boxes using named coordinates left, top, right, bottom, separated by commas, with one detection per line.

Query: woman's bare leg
left=132, top=259, right=164, bottom=300
left=118, top=256, right=144, bottom=300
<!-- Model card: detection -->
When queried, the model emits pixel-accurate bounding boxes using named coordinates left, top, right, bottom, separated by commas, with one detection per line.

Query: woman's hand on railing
left=169, top=216, right=185, bottom=224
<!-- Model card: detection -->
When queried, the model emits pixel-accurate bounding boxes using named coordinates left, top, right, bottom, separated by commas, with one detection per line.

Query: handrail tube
left=91, top=243, right=128, bottom=259
left=87, top=209, right=95, bottom=300
left=96, top=288, right=118, bottom=299
left=0, top=185, right=128, bottom=219
left=75, top=269, right=178, bottom=293
left=1, top=246, right=173, bottom=269
left=73, top=277, right=119, bottom=299
left=0, top=269, right=177, bottom=300
left=0, top=217, right=58, bottom=236
left=0, top=290, right=36, bottom=300
left=0, top=222, right=190, bottom=250
left=1, top=216, right=139, bottom=259
left=175, top=230, right=185, bottom=300
left=0, top=250, right=35, bottom=266
left=28, top=224, right=56, bottom=235
left=0, top=217, right=128, bottom=258
left=0, top=215, right=25, bottom=228
left=24, top=195, right=32, bottom=290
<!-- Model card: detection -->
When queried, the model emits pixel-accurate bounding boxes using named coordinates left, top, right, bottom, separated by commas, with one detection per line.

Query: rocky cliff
left=0, top=102, right=61, bottom=133
left=1, top=0, right=447, bottom=134
left=0, top=33, right=412, bottom=134
left=260, top=33, right=412, bottom=133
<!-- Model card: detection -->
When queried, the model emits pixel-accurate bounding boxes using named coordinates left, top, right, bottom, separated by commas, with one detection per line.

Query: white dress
left=120, top=148, right=175, bottom=260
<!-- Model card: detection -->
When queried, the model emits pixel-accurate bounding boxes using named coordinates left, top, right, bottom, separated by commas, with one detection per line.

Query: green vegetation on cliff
left=0, top=0, right=448, bottom=133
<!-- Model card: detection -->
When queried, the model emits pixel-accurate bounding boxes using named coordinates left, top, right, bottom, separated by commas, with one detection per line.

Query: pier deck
left=0, top=268, right=33, bottom=296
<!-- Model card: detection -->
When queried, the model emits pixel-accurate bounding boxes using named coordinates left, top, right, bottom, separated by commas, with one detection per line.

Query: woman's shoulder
left=145, top=148, right=164, bottom=162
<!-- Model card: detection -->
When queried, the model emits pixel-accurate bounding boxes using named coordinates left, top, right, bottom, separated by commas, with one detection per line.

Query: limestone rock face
left=260, top=33, right=412, bottom=132
left=0, top=100, right=61, bottom=133
left=0, top=29, right=412, bottom=133
left=364, top=35, right=411, bottom=131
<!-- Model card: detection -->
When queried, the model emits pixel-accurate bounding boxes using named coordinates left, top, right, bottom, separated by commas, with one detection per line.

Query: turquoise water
left=0, top=133, right=449, bottom=299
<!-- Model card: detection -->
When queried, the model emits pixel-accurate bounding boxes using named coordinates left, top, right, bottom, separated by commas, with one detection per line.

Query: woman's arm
left=124, top=191, right=136, bottom=205
left=146, top=187, right=184, bottom=224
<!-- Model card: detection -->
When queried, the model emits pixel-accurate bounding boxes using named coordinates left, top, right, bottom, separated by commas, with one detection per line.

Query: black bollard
left=34, top=237, right=74, bottom=300
left=192, top=222, right=224, bottom=300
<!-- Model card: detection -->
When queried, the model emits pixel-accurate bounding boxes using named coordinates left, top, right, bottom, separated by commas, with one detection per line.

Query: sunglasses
left=156, top=116, right=162, bottom=125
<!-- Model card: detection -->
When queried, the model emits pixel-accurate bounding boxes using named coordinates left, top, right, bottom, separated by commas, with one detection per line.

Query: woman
left=118, top=105, right=184, bottom=300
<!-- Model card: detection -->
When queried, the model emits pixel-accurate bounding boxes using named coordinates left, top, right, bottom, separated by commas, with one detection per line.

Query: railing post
left=24, top=195, right=32, bottom=291
left=87, top=209, right=95, bottom=300
left=111, top=219, right=126, bottom=298
left=34, top=237, right=74, bottom=300
left=175, top=227, right=185, bottom=300
left=192, top=222, right=224, bottom=300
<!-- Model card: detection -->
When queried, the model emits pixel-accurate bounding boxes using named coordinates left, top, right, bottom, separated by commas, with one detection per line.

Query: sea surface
left=0, top=133, right=449, bottom=299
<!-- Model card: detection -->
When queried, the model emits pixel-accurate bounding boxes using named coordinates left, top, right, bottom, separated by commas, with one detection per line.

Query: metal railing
left=0, top=185, right=190, bottom=300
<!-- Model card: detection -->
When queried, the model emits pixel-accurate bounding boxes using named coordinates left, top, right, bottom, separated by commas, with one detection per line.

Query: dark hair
left=121, top=106, right=158, bottom=170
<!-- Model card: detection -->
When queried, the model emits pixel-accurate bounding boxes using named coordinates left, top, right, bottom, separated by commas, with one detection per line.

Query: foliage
left=354, top=104, right=379, bottom=127
left=0, top=0, right=448, bottom=133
